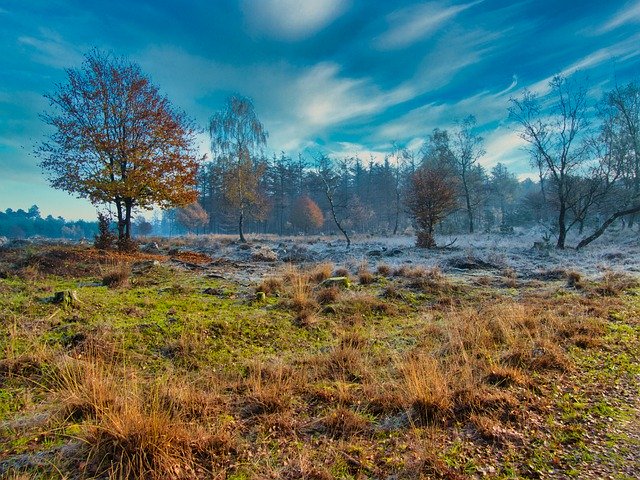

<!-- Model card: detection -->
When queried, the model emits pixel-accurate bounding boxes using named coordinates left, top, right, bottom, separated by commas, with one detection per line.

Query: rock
left=53, top=290, right=79, bottom=307
left=255, top=291, right=266, bottom=302
left=367, top=250, right=383, bottom=257
left=319, top=277, right=351, bottom=288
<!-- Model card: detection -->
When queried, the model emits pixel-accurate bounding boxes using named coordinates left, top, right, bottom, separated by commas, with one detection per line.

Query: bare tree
left=209, top=95, right=268, bottom=242
left=450, top=116, right=486, bottom=233
left=576, top=83, right=640, bottom=248
left=390, top=142, right=410, bottom=235
left=38, top=50, right=201, bottom=249
left=314, top=155, right=351, bottom=247
left=509, top=75, right=591, bottom=248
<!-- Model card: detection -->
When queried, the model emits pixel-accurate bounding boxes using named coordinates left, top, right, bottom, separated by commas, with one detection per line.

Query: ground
left=0, top=232, right=638, bottom=479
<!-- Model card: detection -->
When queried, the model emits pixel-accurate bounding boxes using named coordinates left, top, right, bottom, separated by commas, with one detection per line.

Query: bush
left=94, top=213, right=116, bottom=250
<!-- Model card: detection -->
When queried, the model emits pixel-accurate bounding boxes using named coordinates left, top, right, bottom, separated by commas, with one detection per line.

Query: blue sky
left=1, top=0, right=639, bottom=219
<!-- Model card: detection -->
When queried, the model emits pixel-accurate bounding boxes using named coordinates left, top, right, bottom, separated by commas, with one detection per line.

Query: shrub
left=94, top=213, right=116, bottom=250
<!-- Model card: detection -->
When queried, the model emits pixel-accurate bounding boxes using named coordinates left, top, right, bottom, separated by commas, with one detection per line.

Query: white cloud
left=17, top=29, right=84, bottom=68
left=599, top=1, right=640, bottom=33
left=240, top=0, right=348, bottom=40
left=138, top=47, right=415, bottom=154
left=375, top=1, right=481, bottom=50
left=526, top=33, right=640, bottom=96
left=481, top=129, right=528, bottom=169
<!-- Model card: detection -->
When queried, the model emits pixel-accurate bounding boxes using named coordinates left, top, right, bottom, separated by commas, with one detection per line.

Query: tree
left=209, top=95, right=268, bottom=242
left=450, top=116, right=486, bottom=234
left=290, top=196, right=324, bottom=234
left=406, top=164, right=458, bottom=248
left=576, top=82, right=640, bottom=248
left=176, top=203, right=209, bottom=233
left=490, top=163, right=519, bottom=227
left=38, top=50, right=201, bottom=249
left=314, top=155, right=351, bottom=247
left=509, top=75, right=591, bottom=248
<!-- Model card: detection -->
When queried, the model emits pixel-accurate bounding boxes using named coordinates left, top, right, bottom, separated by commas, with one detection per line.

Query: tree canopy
left=38, top=49, right=202, bottom=247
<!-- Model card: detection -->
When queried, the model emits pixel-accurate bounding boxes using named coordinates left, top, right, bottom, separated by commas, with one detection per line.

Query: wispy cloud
left=139, top=47, right=414, bottom=152
left=599, top=1, right=640, bottom=33
left=240, top=0, right=349, bottom=40
left=17, top=29, right=84, bottom=68
left=375, top=1, right=481, bottom=50
left=527, top=33, right=640, bottom=95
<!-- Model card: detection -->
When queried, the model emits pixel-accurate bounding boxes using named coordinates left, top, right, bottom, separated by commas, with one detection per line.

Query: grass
left=0, top=244, right=638, bottom=479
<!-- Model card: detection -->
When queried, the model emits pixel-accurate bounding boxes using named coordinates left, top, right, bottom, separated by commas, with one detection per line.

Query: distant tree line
left=0, top=206, right=97, bottom=239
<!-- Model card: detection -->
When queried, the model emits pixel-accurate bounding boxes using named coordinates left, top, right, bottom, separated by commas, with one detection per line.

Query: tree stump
left=53, top=290, right=78, bottom=307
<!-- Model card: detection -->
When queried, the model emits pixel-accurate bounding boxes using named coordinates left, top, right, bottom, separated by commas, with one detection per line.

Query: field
left=0, top=234, right=639, bottom=479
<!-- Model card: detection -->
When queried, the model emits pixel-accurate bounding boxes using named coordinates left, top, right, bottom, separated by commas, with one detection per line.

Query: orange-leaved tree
left=290, top=195, right=324, bottom=234
left=38, top=49, right=202, bottom=249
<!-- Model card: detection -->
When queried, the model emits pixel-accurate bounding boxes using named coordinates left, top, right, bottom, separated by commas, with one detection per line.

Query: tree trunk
left=576, top=203, right=640, bottom=249
left=462, top=178, right=474, bottom=233
left=115, top=199, right=125, bottom=242
left=124, top=200, right=132, bottom=240
left=556, top=203, right=567, bottom=249
left=327, top=195, right=350, bottom=247
left=238, top=210, right=246, bottom=243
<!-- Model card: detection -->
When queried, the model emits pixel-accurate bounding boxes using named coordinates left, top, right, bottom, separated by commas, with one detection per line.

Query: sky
left=1, top=0, right=639, bottom=220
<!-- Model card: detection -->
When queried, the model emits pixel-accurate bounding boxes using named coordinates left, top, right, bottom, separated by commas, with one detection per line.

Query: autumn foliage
left=407, top=164, right=458, bottom=248
left=176, top=203, right=209, bottom=233
left=38, top=50, right=201, bottom=247
left=290, top=196, right=325, bottom=233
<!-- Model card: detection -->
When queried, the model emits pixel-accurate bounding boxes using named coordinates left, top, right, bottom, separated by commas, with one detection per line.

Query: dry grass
left=358, top=263, right=375, bottom=285
left=256, top=276, right=284, bottom=295
left=400, top=354, right=451, bottom=424
left=2, top=244, right=635, bottom=479
left=101, top=262, right=131, bottom=288
left=376, top=263, right=391, bottom=276
left=308, top=262, right=334, bottom=283
left=241, top=361, right=296, bottom=416
left=333, top=267, right=350, bottom=278
left=595, top=271, right=639, bottom=296
left=320, top=406, right=371, bottom=438
left=47, top=354, right=231, bottom=479
left=316, top=285, right=341, bottom=305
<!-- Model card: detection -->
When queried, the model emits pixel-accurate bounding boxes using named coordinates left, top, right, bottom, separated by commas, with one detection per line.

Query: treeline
left=0, top=206, right=98, bottom=239
left=164, top=151, right=538, bottom=238
left=158, top=77, right=639, bottom=249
